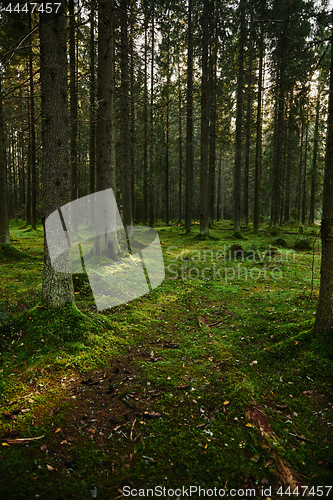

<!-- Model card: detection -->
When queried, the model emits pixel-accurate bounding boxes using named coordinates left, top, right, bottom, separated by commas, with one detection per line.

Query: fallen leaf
left=223, top=400, right=230, bottom=406
left=40, top=444, right=48, bottom=452
left=54, top=428, right=62, bottom=434
left=245, top=423, right=253, bottom=428
left=46, top=464, right=55, bottom=471
left=249, top=360, right=258, bottom=367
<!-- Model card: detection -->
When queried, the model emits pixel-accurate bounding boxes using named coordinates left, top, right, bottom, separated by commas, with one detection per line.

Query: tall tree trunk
left=233, top=0, right=246, bottom=237
left=149, top=0, right=155, bottom=228
left=0, top=75, right=10, bottom=246
left=301, top=123, right=308, bottom=225
left=199, top=0, right=210, bottom=236
left=165, top=11, right=170, bottom=225
left=120, top=0, right=132, bottom=228
left=209, top=21, right=217, bottom=226
left=29, top=11, right=37, bottom=230
left=296, top=115, right=304, bottom=221
left=185, top=0, right=193, bottom=234
left=178, top=63, right=183, bottom=224
left=253, top=30, right=263, bottom=232
left=284, top=90, right=293, bottom=223
left=243, top=51, right=252, bottom=226
left=25, top=81, right=31, bottom=227
left=69, top=0, right=78, bottom=232
left=143, top=3, right=148, bottom=224
left=40, top=1, right=75, bottom=307
left=89, top=3, right=96, bottom=197
left=96, top=0, right=118, bottom=256
left=309, top=90, right=320, bottom=224
left=314, top=20, right=333, bottom=337
left=130, top=10, right=135, bottom=221
left=271, top=67, right=285, bottom=231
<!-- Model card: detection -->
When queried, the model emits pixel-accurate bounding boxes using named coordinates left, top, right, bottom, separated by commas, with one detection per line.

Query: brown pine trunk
left=253, top=30, right=263, bottom=233
left=89, top=3, right=96, bottom=199
left=314, top=21, right=333, bottom=337
left=69, top=0, right=78, bottom=232
left=185, top=0, right=193, bottom=233
left=199, top=0, right=210, bottom=236
left=120, top=0, right=132, bottom=228
left=40, top=0, right=75, bottom=307
left=233, top=1, right=246, bottom=237
left=0, top=75, right=10, bottom=246
left=29, top=10, right=37, bottom=230
left=309, top=90, right=320, bottom=224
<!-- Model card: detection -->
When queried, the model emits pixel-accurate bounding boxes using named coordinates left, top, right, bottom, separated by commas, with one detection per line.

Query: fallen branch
left=2, top=435, right=45, bottom=445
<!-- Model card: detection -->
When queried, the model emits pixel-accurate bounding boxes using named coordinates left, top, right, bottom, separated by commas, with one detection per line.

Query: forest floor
left=0, top=220, right=332, bottom=500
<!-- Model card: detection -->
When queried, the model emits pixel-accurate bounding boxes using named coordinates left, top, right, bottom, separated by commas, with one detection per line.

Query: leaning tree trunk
left=40, top=1, right=75, bottom=307
left=314, top=20, right=333, bottom=337
left=0, top=75, right=10, bottom=246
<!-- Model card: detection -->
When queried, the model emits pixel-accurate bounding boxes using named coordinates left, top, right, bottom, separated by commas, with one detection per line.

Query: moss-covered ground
left=0, top=220, right=332, bottom=499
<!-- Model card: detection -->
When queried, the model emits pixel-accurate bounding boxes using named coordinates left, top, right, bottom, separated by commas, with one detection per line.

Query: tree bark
left=120, top=0, right=132, bottom=228
left=233, top=0, right=246, bottom=237
left=29, top=10, right=37, bottom=229
left=89, top=2, right=96, bottom=195
left=243, top=50, right=252, bottom=226
left=40, top=0, right=75, bottom=307
left=0, top=75, right=10, bottom=246
left=253, top=29, right=263, bottom=232
left=185, top=0, right=193, bottom=234
left=69, top=0, right=78, bottom=223
left=199, top=0, right=210, bottom=236
left=178, top=63, right=183, bottom=224
left=314, top=20, right=333, bottom=336
left=309, top=89, right=320, bottom=224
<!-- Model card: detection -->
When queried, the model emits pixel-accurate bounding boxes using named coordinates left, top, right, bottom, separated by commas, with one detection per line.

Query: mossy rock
left=228, top=243, right=244, bottom=260
left=272, top=237, right=287, bottom=248
left=294, top=236, right=311, bottom=250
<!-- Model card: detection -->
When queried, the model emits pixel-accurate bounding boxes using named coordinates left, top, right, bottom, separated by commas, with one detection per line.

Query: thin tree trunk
left=314, top=20, right=333, bottom=336
left=178, top=63, right=183, bottom=224
left=253, top=30, right=263, bottom=232
left=165, top=11, right=170, bottom=225
left=89, top=2, right=96, bottom=200
left=143, top=3, right=148, bottom=224
left=309, top=90, right=320, bottom=224
left=149, top=0, right=155, bottom=227
left=185, top=0, right=193, bottom=234
left=200, top=0, right=210, bottom=236
left=69, top=0, right=78, bottom=231
left=301, top=123, right=308, bottom=225
left=296, top=116, right=304, bottom=221
left=209, top=24, right=217, bottom=226
left=284, top=90, right=293, bottom=223
left=40, top=0, right=75, bottom=307
left=244, top=51, right=252, bottom=226
left=120, top=0, right=132, bottom=228
left=0, top=75, right=10, bottom=246
left=25, top=80, right=31, bottom=227
left=29, top=11, right=37, bottom=229
left=233, top=1, right=246, bottom=237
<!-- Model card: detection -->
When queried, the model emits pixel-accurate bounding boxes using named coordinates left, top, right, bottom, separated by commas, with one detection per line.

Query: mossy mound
left=294, top=236, right=311, bottom=250
left=0, top=244, right=35, bottom=262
